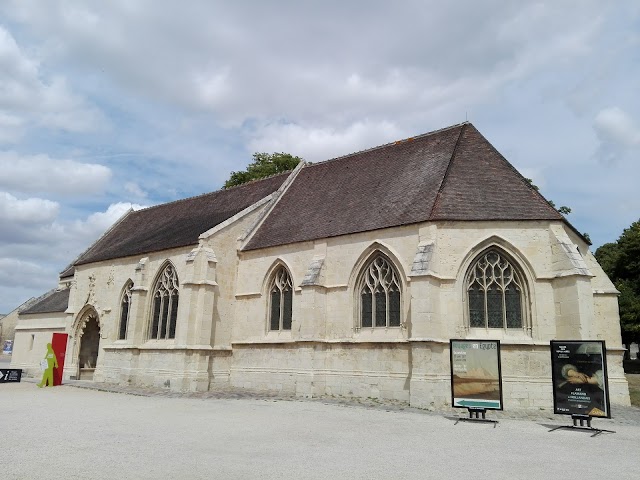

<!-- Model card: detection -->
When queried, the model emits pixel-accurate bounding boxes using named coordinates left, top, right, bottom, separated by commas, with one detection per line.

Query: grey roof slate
left=20, top=289, right=70, bottom=315
left=70, top=173, right=288, bottom=267
left=244, top=123, right=564, bottom=251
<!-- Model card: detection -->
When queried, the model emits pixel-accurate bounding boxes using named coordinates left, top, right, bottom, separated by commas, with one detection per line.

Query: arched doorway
left=76, top=309, right=101, bottom=380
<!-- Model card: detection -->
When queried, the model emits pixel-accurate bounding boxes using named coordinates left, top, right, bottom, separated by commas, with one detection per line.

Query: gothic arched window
left=118, top=281, right=133, bottom=340
left=466, top=249, right=526, bottom=329
left=358, top=254, right=402, bottom=328
left=150, top=264, right=179, bottom=340
left=269, top=266, right=293, bottom=331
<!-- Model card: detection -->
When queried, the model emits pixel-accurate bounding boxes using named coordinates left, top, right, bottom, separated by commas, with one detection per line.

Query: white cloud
left=124, top=182, right=147, bottom=199
left=0, top=192, right=58, bottom=224
left=0, top=258, right=53, bottom=290
left=0, top=192, right=60, bottom=245
left=0, top=113, right=25, bottom=143
left=71, top=202, right=145, bottom=238
left=0, top=151, right=112, bottom=195
left=593, top=107, right=640, bottom=164
left=0, top=200, right=148, bottom=310
left=249, top=120, right=406, bottom=162
left=594, top=107, right=640, bottom=147
left=0, top=1, right=605, bottom=128
left=0, top=25, right=105, bottom=140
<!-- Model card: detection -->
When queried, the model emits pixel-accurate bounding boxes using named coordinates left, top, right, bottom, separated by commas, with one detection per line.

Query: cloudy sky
left=1, top=1, right=639, bottom=313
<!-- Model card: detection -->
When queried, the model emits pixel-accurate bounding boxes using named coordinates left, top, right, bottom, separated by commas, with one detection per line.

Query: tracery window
left=358, top=254, right=402, bottom=328
left=118, top=281, right=133, bottom=340
left=466, top=249, right=525, bottom=329
left=149, top=264, right=179, bottom=340
left=269, top=266, right=293, bottom=331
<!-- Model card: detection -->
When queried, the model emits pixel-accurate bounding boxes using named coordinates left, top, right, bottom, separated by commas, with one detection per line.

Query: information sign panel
left=0, top=368, right=22, bottom=383
left=550, top=340, right=610, bottom=418
left=450, top=339, right=503, bottom=410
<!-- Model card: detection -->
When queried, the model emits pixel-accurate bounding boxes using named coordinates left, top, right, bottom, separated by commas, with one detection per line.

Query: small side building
left=11, top=289, right=70, bottom=367
left=1, top=294, right=55, bottom=355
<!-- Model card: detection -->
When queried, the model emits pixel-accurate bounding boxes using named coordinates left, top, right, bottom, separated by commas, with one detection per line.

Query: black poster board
left=0, top=368, right=22, bottom=383
left=450, top=339, right=503, bottom=410
left=550, top=340, right=610, bottom=418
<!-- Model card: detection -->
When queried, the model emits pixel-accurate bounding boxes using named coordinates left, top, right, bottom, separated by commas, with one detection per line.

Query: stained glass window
left=118, top=281, right=133, bottom=340
left=466, top=250, right=524, bottom=329
left=149, top=264, right=180, bottom=340
left=269, top=266, right=293, bottom=331
left=358, top=254, right=402, bottom=329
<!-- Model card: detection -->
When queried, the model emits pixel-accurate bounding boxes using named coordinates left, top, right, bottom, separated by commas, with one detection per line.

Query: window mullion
left=502, top=288, right=507, bottom=329
left=168, top=293, right=174, bottom=339
left=160, top=295, right=166, bottom=340
left=385, top=289, right=390, bottom=328
left=127, top=300, right=132, bottom=338
left=279, top=289, right=284, bottom=330
left=483, top=287, right=488, bottom=330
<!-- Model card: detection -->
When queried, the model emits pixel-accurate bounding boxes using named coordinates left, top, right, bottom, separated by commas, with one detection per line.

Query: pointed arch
left=264, top=260, right=294, bottom=331
left=353, top=248, right=404, bottom=330
left=118, top=280, right=134, bottom=340
left=262, top=258, right=297, bottom=295
left=72, top=304, right=102, bottom=335
left=456, top=235, right=536, bottom=284
left=462, top=244, right=531, bottom=332
left=149, top=261, right=180, bottom=340
left=348, top=241, right=408, bottom=290
left=71, top=305, right=101, bottom=379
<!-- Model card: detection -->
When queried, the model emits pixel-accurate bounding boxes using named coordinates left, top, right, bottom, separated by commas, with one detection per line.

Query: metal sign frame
left=450, top=339, right=503, bottom=411
left=550, top=340, right=611, bottom=418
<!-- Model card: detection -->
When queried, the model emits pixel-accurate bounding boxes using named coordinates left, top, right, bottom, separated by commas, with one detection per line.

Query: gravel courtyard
left=1, top=382, right=638, bottom=480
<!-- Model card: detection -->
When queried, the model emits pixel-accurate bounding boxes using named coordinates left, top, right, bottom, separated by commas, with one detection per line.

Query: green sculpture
left=37, top=343, right=58, bottom=388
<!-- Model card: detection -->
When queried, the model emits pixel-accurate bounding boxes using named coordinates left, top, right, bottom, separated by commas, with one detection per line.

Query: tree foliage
left=224, top=152, right=303, bottom=188
left=595, top=220, right=640, bottom=351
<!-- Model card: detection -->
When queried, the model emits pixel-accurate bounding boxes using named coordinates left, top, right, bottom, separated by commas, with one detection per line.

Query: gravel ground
left=1, top=381, right=639, bottom=480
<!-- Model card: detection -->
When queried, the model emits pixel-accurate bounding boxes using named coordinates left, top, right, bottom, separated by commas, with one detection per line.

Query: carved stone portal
left=76, top=309, right=101, bottom=380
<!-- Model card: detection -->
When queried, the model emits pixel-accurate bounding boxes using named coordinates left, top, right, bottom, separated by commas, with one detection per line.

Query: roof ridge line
left=428, top=123, right=467, bottom=219
left=477, top=128, right=565, bottom=220
left=304, top=122, right=469, bottom=169
left=240, top=161, right=307, bottom=249
left=475, top=131, right=590, bottom=243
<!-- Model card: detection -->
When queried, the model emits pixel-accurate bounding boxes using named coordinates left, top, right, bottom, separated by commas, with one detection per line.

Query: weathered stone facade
left=11, top=122, right=630, bottom=410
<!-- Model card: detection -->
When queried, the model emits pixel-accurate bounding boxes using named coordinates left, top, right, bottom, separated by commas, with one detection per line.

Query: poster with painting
left=550, top=340, right=610, bottom=418
left=450, top=339, right=502, bottom=410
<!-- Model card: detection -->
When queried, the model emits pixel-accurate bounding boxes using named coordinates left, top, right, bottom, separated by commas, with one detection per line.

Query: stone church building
left=11, top=123, right=630, bottom=409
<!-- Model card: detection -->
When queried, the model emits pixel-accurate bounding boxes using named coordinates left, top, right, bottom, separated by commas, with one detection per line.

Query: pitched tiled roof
left=72, top=173, right=288, bottom=266
left=21, top=289, right=70, bottom=315
left=244, top=123, right=564, bottom=251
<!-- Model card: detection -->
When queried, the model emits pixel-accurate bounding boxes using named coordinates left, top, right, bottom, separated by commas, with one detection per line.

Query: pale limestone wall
left=8, top=214, right=629, bottom=409
left=232, top=220, right=629, bottom=409
left=234, top=224, right=419, bottom=344
left=66, top=246, right=192, bottom=383
left=230, top=343, right=411, bottom=401
left=99, top=348, right=211, bottom=391
left=61, top=204, right=266, bottom=390
left=11, top=312, right=66, bottom=377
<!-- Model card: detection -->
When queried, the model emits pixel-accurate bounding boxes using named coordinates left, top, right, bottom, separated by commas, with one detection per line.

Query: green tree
left=595, top=220, right=640, bottom=358
left=224, top=152, right=303, bottom=188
